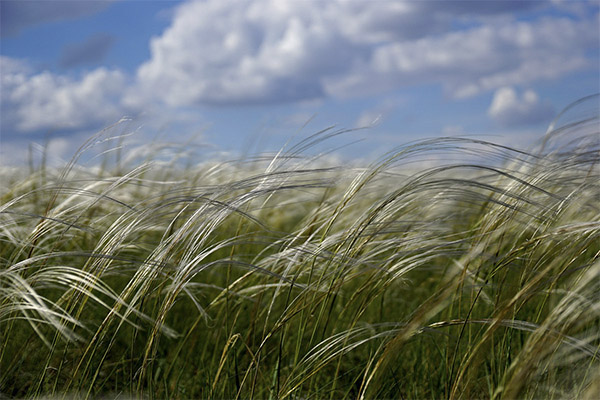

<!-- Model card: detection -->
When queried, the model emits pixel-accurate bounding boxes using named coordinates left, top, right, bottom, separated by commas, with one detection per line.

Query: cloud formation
left=336, top=16, right=596, bottom=99
left=131, top=0, right=595, bottom=106
left=1, top=56, right=128, bottom=133
left=59, top=33, right=116, bottom=69
left=1, top=0, right=597, bottom=138
left=488, top=87, right=555, bottom=127
left=0, top=0, right=113, bottom=37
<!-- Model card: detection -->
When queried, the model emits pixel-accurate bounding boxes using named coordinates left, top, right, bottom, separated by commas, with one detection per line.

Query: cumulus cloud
left=488, top=87, right=555, bottom=127
left=59, top=33, right=116, bottom=69
left=1, top=56, right=129, bottom=134
left=329, top=16, right=597, bottom=99
left=129, top=0, right=333, bottom=106
left=0, top=1, right=113, bottom=37
left=129, top=0, right=595, bottom=107
left=2, top=0, right=596, bottom=138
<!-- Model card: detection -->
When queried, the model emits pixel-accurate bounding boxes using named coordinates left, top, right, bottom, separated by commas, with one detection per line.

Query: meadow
left=1, top=96, right=598, bottom=399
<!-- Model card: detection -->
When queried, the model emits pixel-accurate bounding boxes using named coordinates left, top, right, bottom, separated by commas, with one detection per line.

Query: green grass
left=1, top=100, right=599, bottom=399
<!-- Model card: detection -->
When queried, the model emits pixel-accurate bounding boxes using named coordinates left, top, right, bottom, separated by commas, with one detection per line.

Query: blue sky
left=1, top=0, right=598, bottom=165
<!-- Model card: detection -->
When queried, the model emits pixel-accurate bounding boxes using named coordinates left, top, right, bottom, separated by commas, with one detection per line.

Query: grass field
left=1, top=97, right=599, bottom=399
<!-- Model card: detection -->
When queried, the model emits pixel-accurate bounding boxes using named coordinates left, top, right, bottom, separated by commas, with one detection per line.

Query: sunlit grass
left=1, top=96, right=598, bottom=399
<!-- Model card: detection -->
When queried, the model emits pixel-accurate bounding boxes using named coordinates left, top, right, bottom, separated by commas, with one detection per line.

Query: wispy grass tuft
left=1, top=96, right=598, bottom=399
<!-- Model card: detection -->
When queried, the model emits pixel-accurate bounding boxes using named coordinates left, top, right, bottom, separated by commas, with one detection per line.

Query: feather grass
left=0, top=96, right=598, bottom=399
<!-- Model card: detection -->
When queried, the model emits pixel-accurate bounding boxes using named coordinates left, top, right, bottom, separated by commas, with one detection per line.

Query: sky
left=1, top=0, right=599, bottom=165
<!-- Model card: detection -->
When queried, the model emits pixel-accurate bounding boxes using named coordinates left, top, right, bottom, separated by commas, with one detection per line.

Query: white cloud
left=129, top=0, right=335, bottom=106
left=329, top=16, right=597, bottom=99
left=1, top=0, right=596, bottom=139
left=1, top=56, right=129, bottom=134
left=1, top=57, right=30, bottom=134
left=130, top=0, right=596, bottom=106
left=488, top=87, right=555, bottom=127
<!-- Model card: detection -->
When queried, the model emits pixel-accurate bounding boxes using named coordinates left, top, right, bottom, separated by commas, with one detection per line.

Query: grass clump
left=1, top=96, right=599, bottom=399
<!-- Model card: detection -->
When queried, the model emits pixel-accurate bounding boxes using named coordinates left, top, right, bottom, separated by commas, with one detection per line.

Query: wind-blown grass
left=1, top=96, right=598, bottom=399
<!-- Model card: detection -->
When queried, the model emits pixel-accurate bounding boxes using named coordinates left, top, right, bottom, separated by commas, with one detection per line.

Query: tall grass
left=1, top=96, right=598, bottom=399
